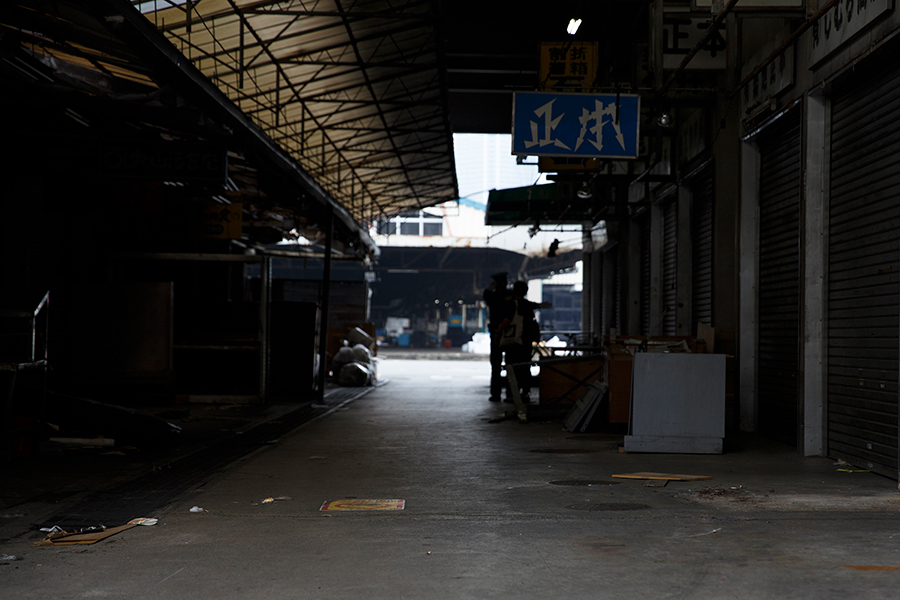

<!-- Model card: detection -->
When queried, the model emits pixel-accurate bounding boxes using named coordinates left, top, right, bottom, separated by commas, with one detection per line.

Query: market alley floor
left=2, top=357, right=900, bottom=599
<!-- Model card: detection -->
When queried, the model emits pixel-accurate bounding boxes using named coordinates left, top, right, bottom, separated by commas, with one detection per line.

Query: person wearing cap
left=483, top=272, right=510, bottom=402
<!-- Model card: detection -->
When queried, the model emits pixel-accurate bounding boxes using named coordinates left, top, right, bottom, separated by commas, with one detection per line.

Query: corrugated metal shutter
left=828, top=59, right=900, bottom=478
left=691, top=163, right=714, bottom=328
left=757, top=110, right=802, bottom=447
left=662, top=197, right=677, bottom=336
left=640, top=214, right=651, bottom=335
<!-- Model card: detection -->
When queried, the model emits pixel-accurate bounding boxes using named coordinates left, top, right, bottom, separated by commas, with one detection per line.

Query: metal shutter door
left=757, top=111, right=802, bottom=447
left=828, top=60, right=900, bottom=478
left=691, top=163, right=714, bottom=328
left=640, top=214, right=651, bottom=335
left=662, top=198, right=677, bottom=336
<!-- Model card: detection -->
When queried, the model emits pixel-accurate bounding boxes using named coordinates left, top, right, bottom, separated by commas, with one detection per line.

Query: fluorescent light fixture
left=567, top=18, right=582, bottom=35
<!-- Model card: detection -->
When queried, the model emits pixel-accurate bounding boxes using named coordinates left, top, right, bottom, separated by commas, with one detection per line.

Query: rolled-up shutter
left=662, top=198, right=677, bottom=336
left=757, top=110, right=802, bottom=447
left=828, top=58, right=900, bottom=478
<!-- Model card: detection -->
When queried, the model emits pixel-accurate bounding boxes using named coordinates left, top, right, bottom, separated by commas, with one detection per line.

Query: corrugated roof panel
left=138, top=0, right=458, bottom=222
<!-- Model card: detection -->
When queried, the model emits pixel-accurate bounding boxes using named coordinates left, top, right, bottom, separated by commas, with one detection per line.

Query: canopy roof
left=2, top=0, right=385, bottom=257
left=135, top=0, right=458, bottom=222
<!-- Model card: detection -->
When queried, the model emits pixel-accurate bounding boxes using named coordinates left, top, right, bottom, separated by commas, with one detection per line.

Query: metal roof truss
left=137, top=0, right=459, bottom=223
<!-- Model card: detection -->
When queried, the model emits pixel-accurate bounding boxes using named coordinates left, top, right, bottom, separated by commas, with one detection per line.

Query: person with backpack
left=496, top=280, right=550, bottom=402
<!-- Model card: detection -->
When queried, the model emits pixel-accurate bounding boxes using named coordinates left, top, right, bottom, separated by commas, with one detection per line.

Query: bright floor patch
left=320, top=499, right=406, bottom=511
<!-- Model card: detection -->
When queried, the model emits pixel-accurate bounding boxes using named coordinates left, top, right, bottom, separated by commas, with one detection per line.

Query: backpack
left=499, top=300, right=524, bottom=347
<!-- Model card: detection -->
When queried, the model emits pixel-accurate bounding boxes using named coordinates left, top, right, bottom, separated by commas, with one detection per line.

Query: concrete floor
left=2, top=357, right=900, bottom=599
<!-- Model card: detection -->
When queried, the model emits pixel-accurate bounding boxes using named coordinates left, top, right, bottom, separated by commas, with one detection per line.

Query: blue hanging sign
left=512, top=92, right=641, bottom=159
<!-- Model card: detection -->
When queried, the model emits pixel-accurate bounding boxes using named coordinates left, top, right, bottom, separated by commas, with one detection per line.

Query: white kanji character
left=574, top=100, right=625, bottom=153
left=524, top=100, right=571, bottom=150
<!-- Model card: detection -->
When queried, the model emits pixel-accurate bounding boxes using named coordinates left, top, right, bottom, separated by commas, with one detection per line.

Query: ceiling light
left=567, top=18, right=582, bottom=35
left=656, top=112, right=673, bottom=128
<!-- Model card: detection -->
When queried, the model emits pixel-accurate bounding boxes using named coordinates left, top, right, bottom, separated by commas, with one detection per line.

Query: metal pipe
left=120, top=252, right=264, bottom=262
left=32, top=291, right=50, bottom=363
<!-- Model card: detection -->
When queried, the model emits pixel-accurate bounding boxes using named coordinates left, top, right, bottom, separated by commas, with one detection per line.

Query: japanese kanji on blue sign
left=512, top=92, right=641, bottom=159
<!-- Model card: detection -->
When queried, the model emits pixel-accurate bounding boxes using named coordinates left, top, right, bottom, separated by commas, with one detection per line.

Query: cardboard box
left=608, top=351, right=632, bottom=424
left=538, top=355, right=605, bottom=405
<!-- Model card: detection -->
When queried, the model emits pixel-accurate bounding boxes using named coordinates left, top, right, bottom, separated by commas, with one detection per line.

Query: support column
left=677, top=185, right=693, bottom=336
left=602, top=248, right=617, bottom=340
left=581, top=223, right=593, bottom=342
left=624, top=219, right=642, bottom=335
left=591, top=247, right=603, bottom=344
left=714, top=95, right=742, bottom=353
left=649, top=202, right=664, bottom=335
left=739, top=137, right=760, bottom=433
left=317, top=211, right=334, bottom=402
left=802, top=92, right=828, bottom=457
left=259, top=254, right=271, bottom=401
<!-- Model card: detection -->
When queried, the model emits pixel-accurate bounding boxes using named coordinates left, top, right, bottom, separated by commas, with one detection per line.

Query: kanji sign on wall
left=663, top=10, right=727, bottom=70
left=808, top=0, right=894, bottom=66
left=512, top=92, right=641, bottom=159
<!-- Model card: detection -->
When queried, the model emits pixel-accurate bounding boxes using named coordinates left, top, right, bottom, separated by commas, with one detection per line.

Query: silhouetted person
left=496, top=280, right=550, bottom=402
left=483, top=272, right=510, bottom=402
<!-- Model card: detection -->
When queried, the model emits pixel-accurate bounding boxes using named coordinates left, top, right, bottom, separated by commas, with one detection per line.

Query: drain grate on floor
left=529, top=448, right=598, bottom=454
left=566, top=503, right=650, bottom=511
left=549, top=480, right=620, bottom=486
left=323, top=386, right=377, bottom=403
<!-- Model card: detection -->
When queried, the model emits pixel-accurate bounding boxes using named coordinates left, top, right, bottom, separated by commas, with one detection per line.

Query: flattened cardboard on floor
left=320, top=499, right=406, bottom=511
left=612, top=472, right=712, bottom=481
left=32, top=523, right=136, bottom=546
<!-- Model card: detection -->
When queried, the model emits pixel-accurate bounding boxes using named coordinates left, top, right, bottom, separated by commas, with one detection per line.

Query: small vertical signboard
left=538, top=42, right=600, bottom=173
left=539, top=42, right=599, bottom=91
